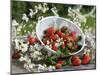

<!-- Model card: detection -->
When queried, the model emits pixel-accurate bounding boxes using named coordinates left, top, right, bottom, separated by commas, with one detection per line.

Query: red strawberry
left=72, top=36, right=77, bottom=42
left=70, top=32, right=77, bottom=41
left=49, top=34, right=57, bottom=41
left=28, top=37, right=37, bottom=45
left=58, top=60, right=64, bottom=65
left=12, top=51, right=21, bottom=59
left=55, top=63, right=62, bottom=69
left=71, top=55, right=81, bottom=66
left=52, top=44, right=58, bottom=51
left=63, top=34, right=69, bottom=40
left=57, top=31, right=64, bottom=38
left=71, top=55, right=80, bottom=61
left=72, top=58, right=81, bottom=66
left=27, top=35, right=32, bottom=39
left=70, top=31, right=76, bottom=36
left=47, top=27, right=56, bottom=35
left=82, top=54, right=91, bottom=65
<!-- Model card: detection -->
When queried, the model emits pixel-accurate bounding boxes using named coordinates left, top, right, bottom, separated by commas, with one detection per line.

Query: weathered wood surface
left=11, top=63, right=95, bottom=74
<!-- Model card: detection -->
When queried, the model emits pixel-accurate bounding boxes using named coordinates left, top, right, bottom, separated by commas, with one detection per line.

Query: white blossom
left=73, top=14, right=86, bottom=24
left=19, top=55, right=31, bottom=63
left=29, top=8, right=38, bottom=18
left=19, top=56, right=25, bottom=62
left=17, top=27, right=21, bottom=32
left=48, top=66, right=55, bottom=71
left=42, top=8, right=48, bottom=13
left=55, top=43, right=59, bottom=47
left=42, top=3, right=49, bottom=13
left=83, top=49, right=90, bottom=54
left=51, top=7, right=59, bottom=16
left=28, top=63, right=35, bottom=69
left=38, top=4, right=43, bottom=10
left=68, top=7, right=75, bottom=18
left=49, top=44, right=52, bottom=48
left=37, top=57, right=42, bottom=61
left=37, top=3, right=49, bottom=13
left=37, top=64, right=45, bottom=72
left=29, top=9, right=34, bottom=18
left=13, top=39, right=20, bottom=50
left=30, top=53, right=37, bottom=59
left=37, top=64, right=48, bottom=72
left=29, top=45, right=35, bottom=52
left=46, top=40, right=50, bottom=45
left=21, top=44, right=28, bottom=53
left=34, top=6, right=39, bottom=13
left=31, top=30, right=36, bottom=37
left=34, top=51, right=41, bottom=55
left=12, top=19, right=19, bottom=26
left=14, top=39, right=28, bottom=53
left=56, top=38, right=61, bottom=43
left=24, top=64, right=31, bottom=72
left=22, top=14, right=29, bottom=22
left=33, top=43, right=43, bottom=51
left=38, top=16, right=44, bottom=21
left=68, top=6, right=87, bottom=25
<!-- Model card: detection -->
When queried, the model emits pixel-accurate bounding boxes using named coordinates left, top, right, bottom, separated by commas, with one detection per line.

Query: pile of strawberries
left=71, top=54, right=91, bottom=66
left=55, top=53, right=91, bottom=69
left=42, top=26, right=82, bottom=52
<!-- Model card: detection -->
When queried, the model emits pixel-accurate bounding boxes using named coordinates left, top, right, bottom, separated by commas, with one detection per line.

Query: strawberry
left=47, top=27, right=56, bottom=35
left=70, top=32, right=77, bottom=42
left=12, top=51, right=21, bottom=59
left=70, top=31, right=76, bottom=37
left=57, top=31, right=64, bottom=38
left=71, top=55, right=80, bottom=61
left=55, top=63, right=62, bottom=69
left=58, top=60, right=64, bottom=65
left=72, top=36, right=77, bottom=42
left=63, top=34, right=69, bottom=40
left=72, top=58, right=81, bottom=66
left=27, top=35, right=32, bottom=39
left=52, top=44, right=58, bottom=51
left=82, top=54, right=91, bottom=65
left=44, top=27, right=55, bottom=38
left=64, top=34, right=74, bottom=42
left=49, top=34, right=57, bottom=41
left=71, top=55, right=81, bottom=66
left=28, top=37, right=37, bottom=45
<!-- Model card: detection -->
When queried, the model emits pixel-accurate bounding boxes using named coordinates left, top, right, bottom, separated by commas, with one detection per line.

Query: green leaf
left=47, top=57, right=53, bottom=62
left=46, top=57, right=57, bottom=65
left=66, top=59, right=71, bottom=65
left=56, top=50, right=62, bottom=55
left=63, top=47, right=70, bottom=55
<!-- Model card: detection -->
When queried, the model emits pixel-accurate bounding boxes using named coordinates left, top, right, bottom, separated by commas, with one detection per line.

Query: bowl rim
left=36, top=16, right=85, bottom=55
